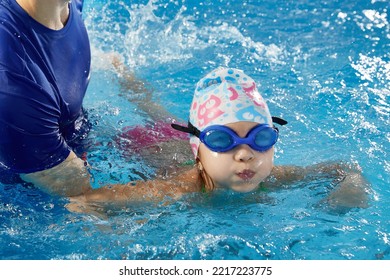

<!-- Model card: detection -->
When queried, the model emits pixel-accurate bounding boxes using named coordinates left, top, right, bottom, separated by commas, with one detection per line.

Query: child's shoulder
left=270, top=165, right=306, bottom=182
left=173, top=165, right=201, bottom=188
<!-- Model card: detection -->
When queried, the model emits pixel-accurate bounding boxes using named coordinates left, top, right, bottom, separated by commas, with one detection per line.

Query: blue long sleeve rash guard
left=0, top=0, right=91, bottom=174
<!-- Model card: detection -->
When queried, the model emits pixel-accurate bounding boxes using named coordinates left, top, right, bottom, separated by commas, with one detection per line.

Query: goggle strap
left=272, top=116, right=288, bottom=126
left=171, top=122, right=201, bottom=137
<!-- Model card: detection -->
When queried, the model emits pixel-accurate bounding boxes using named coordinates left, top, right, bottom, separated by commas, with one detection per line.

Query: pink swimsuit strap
left=117, top=121, right=188, bottom=152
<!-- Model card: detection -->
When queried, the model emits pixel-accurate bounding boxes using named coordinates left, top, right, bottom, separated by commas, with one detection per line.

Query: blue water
left=1, top=0, right=389, bottom=260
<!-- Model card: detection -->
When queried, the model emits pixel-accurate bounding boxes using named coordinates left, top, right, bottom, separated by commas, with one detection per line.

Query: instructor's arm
left=20, top=151, right=92, bottom=197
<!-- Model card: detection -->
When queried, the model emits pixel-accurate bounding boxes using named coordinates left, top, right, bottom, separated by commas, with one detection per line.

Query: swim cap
left=189, top=67, right=273, bottom=157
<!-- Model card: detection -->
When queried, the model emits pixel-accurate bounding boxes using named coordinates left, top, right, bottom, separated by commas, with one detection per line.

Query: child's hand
left=90, top=47, right=123, bottom=71
left=325, top=171, right=370, bottom=212
left=65, top=196, right=109, bottom=219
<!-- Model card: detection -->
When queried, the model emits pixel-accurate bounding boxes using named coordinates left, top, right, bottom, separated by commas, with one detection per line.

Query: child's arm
left=267, top=162, right=370, bottom=210
left=66, top=166, right=201, bottom=213
left=112, top=57, right=177, bottom=122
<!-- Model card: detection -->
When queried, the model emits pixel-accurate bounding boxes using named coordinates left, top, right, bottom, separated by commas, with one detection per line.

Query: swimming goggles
left=171, top=117, right=287, bottom=153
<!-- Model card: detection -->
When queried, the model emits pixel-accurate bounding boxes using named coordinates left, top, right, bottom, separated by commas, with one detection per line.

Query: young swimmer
left=171, top=67, right=287, bottom=193
left=68, top=67, right=369, bottom=212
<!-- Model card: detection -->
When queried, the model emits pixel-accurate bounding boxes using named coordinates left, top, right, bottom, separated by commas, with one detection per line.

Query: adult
left=0, top=0, right=92, bottom=196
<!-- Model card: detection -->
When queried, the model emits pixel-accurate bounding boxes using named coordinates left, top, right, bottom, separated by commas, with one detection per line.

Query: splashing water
left=1, top=0, right=389, bottom=260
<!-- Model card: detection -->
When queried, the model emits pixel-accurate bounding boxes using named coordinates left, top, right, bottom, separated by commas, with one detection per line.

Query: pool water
left=1, top=0, right=389, bottom=260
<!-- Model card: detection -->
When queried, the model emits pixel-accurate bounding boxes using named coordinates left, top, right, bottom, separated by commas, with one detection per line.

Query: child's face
left=198, top=121, right=274, bottom=193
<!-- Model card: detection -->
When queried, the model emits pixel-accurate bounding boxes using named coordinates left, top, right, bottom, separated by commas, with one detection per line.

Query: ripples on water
left=1, top=0, right=389, bottom=260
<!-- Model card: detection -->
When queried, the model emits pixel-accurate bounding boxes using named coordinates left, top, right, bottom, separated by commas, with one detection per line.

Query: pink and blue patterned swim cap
left=189, top=67, right=273, bottom=156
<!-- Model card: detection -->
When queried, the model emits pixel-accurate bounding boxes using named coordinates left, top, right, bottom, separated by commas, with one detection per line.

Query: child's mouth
left=237, top=169, right=255, bottom=180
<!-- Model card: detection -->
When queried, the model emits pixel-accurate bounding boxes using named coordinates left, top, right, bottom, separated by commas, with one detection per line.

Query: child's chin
left=229, top=183, right=259, bottom=193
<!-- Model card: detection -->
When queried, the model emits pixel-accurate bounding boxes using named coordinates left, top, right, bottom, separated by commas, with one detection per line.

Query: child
left=68, top=67, right=369, bottom=212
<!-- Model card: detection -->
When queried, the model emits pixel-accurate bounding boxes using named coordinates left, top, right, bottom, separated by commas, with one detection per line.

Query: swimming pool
left=1, top=0, right=389, bottom=260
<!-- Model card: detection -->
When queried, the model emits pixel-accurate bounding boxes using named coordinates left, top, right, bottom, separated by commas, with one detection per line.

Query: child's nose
left=234, top=145, right=255, bottom=162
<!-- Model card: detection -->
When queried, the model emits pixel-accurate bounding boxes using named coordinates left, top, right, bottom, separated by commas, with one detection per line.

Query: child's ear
left=196, top=158, right=215, bottom=192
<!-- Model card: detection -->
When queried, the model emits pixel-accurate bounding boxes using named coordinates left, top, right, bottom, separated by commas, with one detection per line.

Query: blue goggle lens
left=254, top=128, right=275, bottom=147
left=203, top=130, right=234, bottom=151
